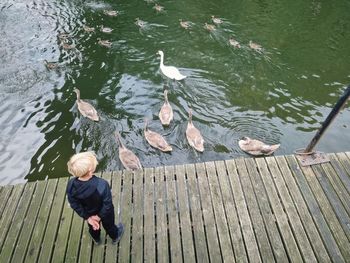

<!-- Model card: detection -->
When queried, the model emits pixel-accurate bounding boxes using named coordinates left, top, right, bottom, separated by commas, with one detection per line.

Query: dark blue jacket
left=66, top=175, right=114, bottom=220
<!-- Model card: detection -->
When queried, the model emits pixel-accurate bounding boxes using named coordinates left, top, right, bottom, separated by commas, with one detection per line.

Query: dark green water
left=1, top=0, right=350, bottom=185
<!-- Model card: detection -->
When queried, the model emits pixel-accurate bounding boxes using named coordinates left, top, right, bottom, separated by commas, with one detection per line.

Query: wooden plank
left=37, top=177, right=68, bottom=263
left=131, top=169, right=144, bottom=262
left=312, top=165, right=350, bottom=240
left=65, top=211, right=84, bottom=263
left=235, top=159, right=274, bottom=263
left=185, top=164, right=209, bottom=263
left=155, top=166, right=169, bottom=262
left=205, top=162, right=235, bottom=262
left=244, top=158, right=288, bottom=262
left=165, top=165, right=182, bottom=262
left=300, top=163, right=350, bottom=258
left=11, top=181, right=47, bottom=263
left=195, top=162, right=222, bottom=262
left=337, top=153, right=350, bottom=176
left=91, top=172, right=112, bottom=263
left=112, top=171, right=122, bottom=224
left=215, top=161, right=248, bottom=263
left=265, top=157, right=317, bottom=262
left=143, top=168, right=156, bottom=263
left=275, top=156, right=331, bottom=263
left=0, top=186, right=13, bottom=220
left=0, top=187, right=3, bottom=212
left=0, top=182, right=36, bottom=263
left=0, top=184, right=25, bottom=251
left=225, top=159, right=261, bottom=263
left=255, top=158, right=303, bottom=262
left=330, top=153, right=350, bottom=196
left=175, top=164, right=196, bottom=262
left=118, top=170, right=133, bottom=263
left=286, top=155, right=345, bottom=262
left=322, top=160, right=350, bottom=216
left=25, top=179, right=58, bottom=262
left=51, top=197, right=74, bottom=263
left=105, top=170, right=123, bottom=263
left=345, top=152, right=350, bottom=171
left=78, top=224, right=93, bottom=263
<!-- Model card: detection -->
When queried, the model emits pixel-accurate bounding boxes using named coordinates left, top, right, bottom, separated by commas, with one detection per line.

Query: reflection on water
left=0, top=0, right=350, bottom=184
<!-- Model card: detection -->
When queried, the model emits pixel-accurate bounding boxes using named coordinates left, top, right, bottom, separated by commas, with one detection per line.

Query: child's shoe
left=112, top=223, right=125, bottom=245
left=92, top=237, right=102, bottom=245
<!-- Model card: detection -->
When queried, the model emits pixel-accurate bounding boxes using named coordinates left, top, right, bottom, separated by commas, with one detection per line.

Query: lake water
left=1, top=0, right=350, bottom=185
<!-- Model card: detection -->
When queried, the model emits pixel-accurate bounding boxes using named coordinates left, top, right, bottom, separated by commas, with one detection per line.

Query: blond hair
left=67, top=151, right=98, bottom=177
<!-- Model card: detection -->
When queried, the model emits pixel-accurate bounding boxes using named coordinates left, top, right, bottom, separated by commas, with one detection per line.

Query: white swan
left=157, top=50, right=186, bottom=81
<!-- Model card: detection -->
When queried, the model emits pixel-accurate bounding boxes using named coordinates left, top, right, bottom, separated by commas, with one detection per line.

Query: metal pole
left=304, top=84, right=350, bottom=153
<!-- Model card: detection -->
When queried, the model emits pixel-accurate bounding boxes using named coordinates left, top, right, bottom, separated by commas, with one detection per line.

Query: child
left=66, top=151, right=124, bottom=245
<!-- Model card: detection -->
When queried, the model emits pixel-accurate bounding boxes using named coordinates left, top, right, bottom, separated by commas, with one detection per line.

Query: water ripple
left=1, top=0, right=350, bottom=184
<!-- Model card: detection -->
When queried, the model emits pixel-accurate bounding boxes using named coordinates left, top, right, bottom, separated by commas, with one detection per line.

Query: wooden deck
left=1, top=153, right=350, bottom=262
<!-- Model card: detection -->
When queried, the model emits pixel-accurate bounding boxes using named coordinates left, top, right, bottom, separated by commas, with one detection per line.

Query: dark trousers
left=88, top=213, right=118, bottom=240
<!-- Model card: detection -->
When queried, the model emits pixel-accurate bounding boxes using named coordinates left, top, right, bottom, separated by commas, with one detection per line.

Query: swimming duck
left=97, top=38, right=112, bottom=48
left=135, top=18, right=146, bottom=28
left=249, top=41, right=263, bottom=52
left=153, top=4, right=164, bottom=12
left=144, top=120, right=172, bottom=152
left=44, top=60, right=58, bottom=70
left=115, top=131, right=142, bottom=170
left=100, top=26, right=113, bottom=33
left=238, top=137, right=279, bottom=156
left=229, top=38, right=241, bottom=48
left=157, top=50, right=186, bottom=81
left=179, top=19, right=190, bottom=29
left=83, top=25, right=95, bottom=32
left=159, top=89, right=173, bottom=126
left=204, top=23, right=216, bottom=31
left=73, top=88, right=99, bottom=121
left=211, top=15, right=223, bottom=25
left=186, top=108, right=204, bottom=152
left=103, top=10, right=118, bottom=16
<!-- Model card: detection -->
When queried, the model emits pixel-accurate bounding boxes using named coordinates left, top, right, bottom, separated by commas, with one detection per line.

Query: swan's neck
left=189, top=109, right=192, bottom=123
left=164, top=90, right=168, bottom=103
left=75, top=90, right=81, bottom=101
left=116, top=133, right=125, bottom=149
left=159, top=53, right=164, bottom=67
